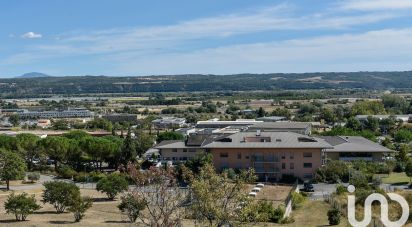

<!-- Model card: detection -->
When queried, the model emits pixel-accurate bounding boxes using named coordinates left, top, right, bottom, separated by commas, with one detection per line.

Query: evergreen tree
left=120, top=128, right=136, bottom=165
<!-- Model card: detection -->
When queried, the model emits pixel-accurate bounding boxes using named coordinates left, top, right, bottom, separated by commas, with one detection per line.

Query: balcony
left=252, top=155, right=279, bottom=163
left=254, top=167, right=280, bottom=173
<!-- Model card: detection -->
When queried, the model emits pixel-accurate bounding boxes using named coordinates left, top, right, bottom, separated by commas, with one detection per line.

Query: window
left=303, top=152, right=312, bottom=158
left=282, top=163, right=286, bottom=169
left=290, top=163, right=294, bottom=169
left=183, top=149, right=187, bottom=152
left=220, top=152, right=228, bottom=158
left=172, top=149, right=177, bottom=153
left=290, top=153, right=294, bottom=159
left=189, top=149, right=196, bottom=152
left=303, top=163, right=312, bottom=168
left=237, top=152, right=242, bottom=159
left=246, top=156, right=249, bottom=159
left=281, top=153, right=285, bottom=159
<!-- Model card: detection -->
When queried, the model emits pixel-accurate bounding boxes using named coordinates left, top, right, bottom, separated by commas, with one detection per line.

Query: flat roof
left=248, top=122, right=311, bottom=130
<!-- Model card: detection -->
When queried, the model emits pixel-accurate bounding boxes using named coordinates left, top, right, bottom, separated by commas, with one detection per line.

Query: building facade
left=152, top=131, right=392, bottom=181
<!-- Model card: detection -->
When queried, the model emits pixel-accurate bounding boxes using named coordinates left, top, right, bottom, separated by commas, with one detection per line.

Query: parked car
left=302, top=182, right=314, bottom=192
left=256, top=183, right=265, bottom=188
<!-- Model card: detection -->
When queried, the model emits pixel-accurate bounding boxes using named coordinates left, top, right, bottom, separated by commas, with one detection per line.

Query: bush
left=291, top=192, right=305, bottom=209
left=57, top=165, right=77, bottom=179
left=223, top=168, right=236, bottom=180
left=27, top=172, right=40, bottom=183
left=68, top=196, right=93, bottom=222
left=118, top=194, right=146, bottom=223
left=74, top=171, right=106, bottom=183
left=327, top=208, right=341, bottom=225
left=5, top=193, right=41, bottom=221
left=239, top=200, right=285, bottom=223
left=349, top=171, right=369, bottom=189
left=314, top=161, right=349, bottom=183
left=96, top=173, right=128, bottom=200
left=335, top=184, right=346, bottom=195
left=43, top=181, right=80, bottom=213
left=354, top=188, right=373, bottom=205
left=271, top=205, right=285, bottom=223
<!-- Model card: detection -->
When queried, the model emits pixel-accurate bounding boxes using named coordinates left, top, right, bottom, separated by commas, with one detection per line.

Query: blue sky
left=1, top=0, right=412, bottom=77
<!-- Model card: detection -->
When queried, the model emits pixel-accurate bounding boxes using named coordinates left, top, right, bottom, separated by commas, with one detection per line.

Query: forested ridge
left=1, top=71, right=412, bottom=98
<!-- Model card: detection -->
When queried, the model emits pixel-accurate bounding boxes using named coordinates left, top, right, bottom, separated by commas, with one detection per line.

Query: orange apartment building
left=154, top=131, right=392, bottom=181
left=203, top=131, right=331, bottom=181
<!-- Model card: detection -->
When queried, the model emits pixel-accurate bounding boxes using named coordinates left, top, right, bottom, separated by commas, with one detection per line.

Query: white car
left=248, top=192, right=257, bottom=197
left=251, top=187, right=261, bottom=192
left=256, top=183, right=264, bottom=188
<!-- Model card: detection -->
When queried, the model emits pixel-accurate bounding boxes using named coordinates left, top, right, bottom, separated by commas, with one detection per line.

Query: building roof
left=317, top=136, right=392, bottom=153
left=248, top=122, right=311, bottom=130
left=355, top=115, right=411, bottom=120
left=256, top=116, right=287, bottom=122
left=196, top=119, right=262, bottom=126
left=203, top=131, right=332, bottom=149
left=155, top=140, right=186, bottom=149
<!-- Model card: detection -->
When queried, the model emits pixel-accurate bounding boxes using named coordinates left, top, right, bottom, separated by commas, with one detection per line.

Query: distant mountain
left=18, top=72, right=51, bottom=78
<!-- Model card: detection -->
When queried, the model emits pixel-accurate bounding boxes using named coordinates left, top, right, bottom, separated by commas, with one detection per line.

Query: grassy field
left=378, top=172, right=411, bottom=185
left=0, top=186, right=351, bottom=227
left=0, top=189, right=126, bottom=227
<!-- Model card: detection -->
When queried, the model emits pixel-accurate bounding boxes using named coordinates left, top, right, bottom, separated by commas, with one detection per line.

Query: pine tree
left=120, top=128, right=136, bottom=165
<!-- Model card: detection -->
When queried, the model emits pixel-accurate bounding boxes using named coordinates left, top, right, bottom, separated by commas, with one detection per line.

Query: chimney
left=256, top=129, right=261, bottom=136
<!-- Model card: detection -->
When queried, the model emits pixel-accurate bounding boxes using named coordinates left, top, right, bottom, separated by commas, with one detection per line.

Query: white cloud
left=2, top=3, right=411, bottom=74
left=108, top=28, right=412, bottom=74
left=341, top=0, right=412, bottom=11
left=21, top=32, right=42, bottom=39
left=27, top=5, right=398, bottom=57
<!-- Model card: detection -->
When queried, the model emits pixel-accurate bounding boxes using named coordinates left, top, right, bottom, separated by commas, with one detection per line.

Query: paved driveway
left=300, top=183, right=344, bottom=200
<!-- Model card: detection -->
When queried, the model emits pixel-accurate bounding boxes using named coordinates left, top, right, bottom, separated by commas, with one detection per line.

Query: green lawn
left=378, top=172, right=411, bottom=185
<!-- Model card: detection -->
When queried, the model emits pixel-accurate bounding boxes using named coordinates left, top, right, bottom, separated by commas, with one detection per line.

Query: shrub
left=96, top=173, right=128, bottom=200
left=314, top=160, right=349, bottom=183
left=372, top=176, right=382, bottom=189
left=4, top=193, right=41, bottom=221
left=291, top=192, right=305, bottom=209
left=223, top=168, right=236, bottom=180
left=68, top=196, right=93, bottom=222
left=280, top=216, right=295, bottom=224
left=335, top=184, right=346, bottom=195
left=42, top=181, right=80, bottom=213
left=271, top=205, right=285, bottom=223
left=327, top=208, right=341, bottom=225
left=349, top=171, right=369, bottom=189
left=57, top=165, right=77, bottom=179
left=27, top=172, right=40, bottom=183
left=74, top=171, right=106, bottom=183
left=354, top=188, right=373, bottom=205
left=118, top=193, right=146, bottom=223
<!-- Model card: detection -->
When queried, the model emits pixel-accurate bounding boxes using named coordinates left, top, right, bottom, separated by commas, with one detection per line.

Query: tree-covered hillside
left=0, top=71, right=411, bottom=98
